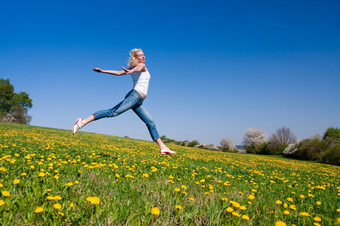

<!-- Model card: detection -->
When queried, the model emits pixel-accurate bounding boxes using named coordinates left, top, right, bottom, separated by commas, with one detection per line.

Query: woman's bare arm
left=92, top=68, right=126, bottom=76
left=121, top=63, right=146, bottom=74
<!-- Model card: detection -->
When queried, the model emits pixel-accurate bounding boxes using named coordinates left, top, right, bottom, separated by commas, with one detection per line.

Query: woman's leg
left=73, top=90, right=140, bottom=133
left=133, top=105, right=176, bottom=154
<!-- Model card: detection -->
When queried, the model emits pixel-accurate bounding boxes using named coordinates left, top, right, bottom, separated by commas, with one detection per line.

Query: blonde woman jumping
left=72, top=48, right=176, bottom=155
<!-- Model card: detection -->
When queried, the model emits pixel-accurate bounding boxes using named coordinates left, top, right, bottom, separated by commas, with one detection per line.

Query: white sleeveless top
left=131, top=70, right=150, bottom=96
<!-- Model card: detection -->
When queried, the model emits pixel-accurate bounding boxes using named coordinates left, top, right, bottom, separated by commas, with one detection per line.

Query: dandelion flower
left=300, top=212, right=310, bottom=216
left=174, top=188, right=180, bottom=192
left=70, top=203, right=75, bottom=208
left=175, top=205, right=182, bottom=210
left=284, top=210, right=290, bottom=215
left=240, top=205, right=246, bottom=210
left=35, top=207, right=44, bottom=213
left=226, top=207, right=234, bottom=213
left=232, top=212, right=239, bottom=217
left=0, top=199, right=5, bottom=206
left=86, top=196, right=100, bottom=205
left=58, top=212, right=64, bottom=216
left=287, top=198, right=293, bottom=202
left=2, top=191, right=10, bottom=197
left=181, top=185, right=187, bottom=189
left=189, top=197, right=195, bottom=201
left=276, top=200, right=282, bottom=205
left=275, top=221, right=286, bottom=226
left=67, top=182, right=73, bottom=187
left=242, top=215, right=249, bottom=220
left=39, top=172, right=46, bottom=177
left=313, top=216, right=321, bottom=222
left=53, top=203, right=62, bottom=209
left=221, top=197, right=227, bottom=202
left=248, top=195, right=255, bottom=200
left=151, top=207, right=160, bottom=215
left=316, top=201, right=321, bottom=205
left=300, top=195, right=305, bottom=199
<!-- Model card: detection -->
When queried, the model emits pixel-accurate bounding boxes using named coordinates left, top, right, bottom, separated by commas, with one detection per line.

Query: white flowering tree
left=242, top=128, right=267, bottom=151
left=220, top=138, right=236, bottom=151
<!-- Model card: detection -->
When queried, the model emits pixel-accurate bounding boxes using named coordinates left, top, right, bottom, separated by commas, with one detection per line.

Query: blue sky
left=1, top=0, right=339, bottom=145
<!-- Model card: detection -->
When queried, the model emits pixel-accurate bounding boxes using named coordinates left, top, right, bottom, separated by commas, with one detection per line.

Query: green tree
left=0, top=78, right=33, bottom=124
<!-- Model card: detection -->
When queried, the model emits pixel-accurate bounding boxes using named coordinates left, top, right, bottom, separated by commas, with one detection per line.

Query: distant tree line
left=241, top=126, right=340, bottom=166
left=0, top=79, right=33, bottom=124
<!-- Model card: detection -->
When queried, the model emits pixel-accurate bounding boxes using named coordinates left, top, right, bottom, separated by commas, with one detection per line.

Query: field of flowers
left=0, top=122, right=339, bottom=225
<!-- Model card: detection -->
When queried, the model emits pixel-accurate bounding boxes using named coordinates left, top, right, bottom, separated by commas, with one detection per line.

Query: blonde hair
left=127, top=48, right=143, bottom=67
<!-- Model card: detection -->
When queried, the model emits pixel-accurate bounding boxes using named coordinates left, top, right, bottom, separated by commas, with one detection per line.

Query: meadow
left=0, top=122, right=339, bottom=225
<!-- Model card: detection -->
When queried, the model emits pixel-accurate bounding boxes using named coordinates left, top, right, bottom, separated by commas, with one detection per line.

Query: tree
left=268, top=126, right=297, bottom=154
left=242, top=128, right=267, bottom=152
left=0, top=79, right=33, bottom=124
left=220, top=138, right=236, bottom=152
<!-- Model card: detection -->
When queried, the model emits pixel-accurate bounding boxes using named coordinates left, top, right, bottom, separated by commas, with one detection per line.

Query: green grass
left=0, top=122, right=339, bottom=225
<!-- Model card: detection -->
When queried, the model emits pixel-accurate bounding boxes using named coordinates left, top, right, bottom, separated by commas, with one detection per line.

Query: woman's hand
left=121, top=66, right=133, bottom=74
left=92, top=68, right=103, bottom=73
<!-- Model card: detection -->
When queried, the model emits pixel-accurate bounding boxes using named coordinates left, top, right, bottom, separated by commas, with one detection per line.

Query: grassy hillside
left=0, top=122, right=339, bottom=225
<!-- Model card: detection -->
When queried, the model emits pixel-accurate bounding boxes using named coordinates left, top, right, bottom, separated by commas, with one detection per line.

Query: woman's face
left=135, top=51, right=145, bottom=63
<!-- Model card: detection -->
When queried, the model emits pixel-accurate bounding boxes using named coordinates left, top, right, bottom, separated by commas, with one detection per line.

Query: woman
left=72, top=48, right=176, bottom=155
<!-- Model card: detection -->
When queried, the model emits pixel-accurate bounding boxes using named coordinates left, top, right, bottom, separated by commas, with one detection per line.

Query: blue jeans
left=93, top=89, right=160, bottom=140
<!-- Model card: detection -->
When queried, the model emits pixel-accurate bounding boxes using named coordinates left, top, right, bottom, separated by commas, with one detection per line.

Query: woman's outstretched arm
left=92, top=68, right=127, bottom=76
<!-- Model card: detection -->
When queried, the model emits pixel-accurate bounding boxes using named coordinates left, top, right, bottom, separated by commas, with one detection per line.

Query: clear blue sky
left=1, top=0, right=340, bottom=145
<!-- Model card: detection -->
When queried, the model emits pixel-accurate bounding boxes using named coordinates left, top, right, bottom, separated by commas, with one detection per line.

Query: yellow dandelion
left=232, top=212, right=239, bottom=217
left=284, top=210, right=290, bottom=215
left=70, top=203, right=75, bottom=208
left=300, top=195, right=305, bottom=199
left=54, top=175, right=59, bottom=180
left=54, top=195, right=62, bottom=200
left=316, top=201, right=321, bottom=205
left=38, top=172, right=46, bottom=177
left=53, top=203, right=62, bottom=209
left=337, top=208, right=340, bottom=213
left=240, top=205, right=246, bottom=210
left=221, top=197, right=227, bottom=202
left=86, top=196, right=100, bottom=205
left=175, top=205, right=182, bottom=210
left=67, top=182, right=73, bottom=187
left=58, top=212, right=64, bottom=216
left=287, top=197, right=293, bottom=202
left=2, top=191, right=10, bottom=197
left=242, top=215, right=249, bottom=220
left=226, top=207, right=234, bottom=213
left=151, top=207, right=160, bottom=215
left=300, top=212, right=310, bottom=217
left=142, top=173, right=149, bottom=178
left=174, top=188, right=180, bottom=192
left=275, top=221, right=286, bottom=226
left=0, top=184, right=3, bottom=188
left=21, top=172, right=27, bottom=176
left=289, top=205, right=296, bottom=210
left=35, top=207, right=44, bottom=213
left=181, top=185, right=187, bottom=189
left=313, top=216, right=321, bottom=222
left=248, top=195, right=255, bottom=200
left=276, top=200, right=282, bottom=205
left=0, top=199, right=5, bottom=206
left=74, top=180, right=79, bottom=184
left=189, top=197, right=195, bottom=201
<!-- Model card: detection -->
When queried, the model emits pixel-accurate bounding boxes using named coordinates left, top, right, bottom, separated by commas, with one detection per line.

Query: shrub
left=247, top=142, right=269, bottom=154
left=297, top=136, right=327, bottom=161
left=322, top=144, right=340, bottom=165
left=242, top=128, right=267, bottom=152
left=220, top=138, right=236, bottom=152
left=268, top=127, right=296, bottom=155
left=323, top=127, right=340, bottom=141
left=282, top=141, right=300, bottom=157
